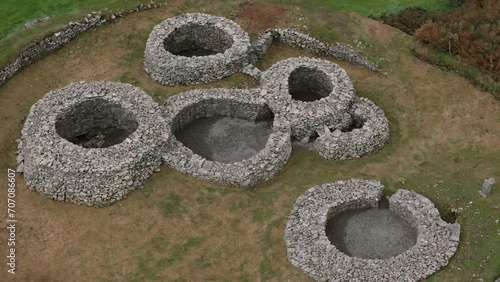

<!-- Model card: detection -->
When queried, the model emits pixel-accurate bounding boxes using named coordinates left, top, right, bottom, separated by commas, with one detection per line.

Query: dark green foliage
left=372, top=6, right=433, bottom=35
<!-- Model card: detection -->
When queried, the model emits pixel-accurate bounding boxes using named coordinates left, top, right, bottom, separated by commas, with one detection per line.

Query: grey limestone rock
left=285, top=179, right=460, bottom=281
left=20, top=81, right=170, bottom=207
left=144, top=13, right=251, bottom=86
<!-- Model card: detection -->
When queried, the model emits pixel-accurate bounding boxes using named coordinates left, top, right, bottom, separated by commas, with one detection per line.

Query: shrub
left=415, top=0, right=500, bottom=81
left=373, top=7, right=433, bottom=35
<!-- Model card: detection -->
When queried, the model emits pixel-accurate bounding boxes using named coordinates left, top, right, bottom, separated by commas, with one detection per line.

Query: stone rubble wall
left=260, top=57, right=356, bottom=140
left=269, top=28, right=381, bottom=72
left=18, top=81, right=170, bottom=207
left=249, top=31, right=274, bottom=65
left=0, top=8, right=382, bottom=90
left=14, top=12, right=391, bottom=207
left=285, top=179, right=460, bottom=281
left=0, top=3, right=163, bottom=89
left=161, top=88, right=292, bottom=188
left=144, top=13, right=251, bottom=86
left=241, top=64, right=262, bottom=80
left=315, top=97, right=390, bottom=160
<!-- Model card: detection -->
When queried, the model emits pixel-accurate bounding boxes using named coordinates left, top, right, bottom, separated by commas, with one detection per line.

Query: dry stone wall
left=18, top=81, right=170, bottom=206
left=315, top=97, right=390, bottom=160
left=161, top=88, right=292, bottom=188
left=260, top=57, right=356, bottom=140
left=269, top=28, right=381, bottom=72
left=285, top=179, right=460, bottom=281
left=0, top=3, right=163, bottom=89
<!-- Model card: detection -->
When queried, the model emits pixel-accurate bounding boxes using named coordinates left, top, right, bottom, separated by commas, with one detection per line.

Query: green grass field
left=266, top=0, right=449, bottom=16
left=0, top=0, right=449, bottom=40
left=0, top=0, right=117, bottom=39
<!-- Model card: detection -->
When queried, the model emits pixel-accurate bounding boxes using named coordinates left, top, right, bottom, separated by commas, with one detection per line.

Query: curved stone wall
left=144, top=13, right=251, bottom=86
left=284, top=179, right=460, bottom=281
left=315, top=97, right=390, bottom=160
left=260, top=57, right=356, bottom=140
left=18, top=81, right=170, bottom=206
left=161, top=88, right=292, bottom=188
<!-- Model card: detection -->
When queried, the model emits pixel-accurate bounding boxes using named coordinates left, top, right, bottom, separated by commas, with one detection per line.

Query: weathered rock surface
left=285, top=179, right=460, bottom=281
left=144, top=13, right=251, bottom=86
left=161, top=88, right=292, bottom=187
left=19, top=81, right=170, bottom=206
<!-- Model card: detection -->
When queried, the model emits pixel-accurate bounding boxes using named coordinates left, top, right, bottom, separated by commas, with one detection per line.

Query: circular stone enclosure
left=284, top=179, right=461, bottom=281
left=260, top=57, right=356, bottom=140
left=20, top=82, right=170, bottom=207
left=55, top=98, right=138, bottom=148
left=161, top=88, right=292, bottom=187
left=144, top=13, right=251, bottom=86
left=163, top=24, right=233, bottom=57
left=288, top=66, right=333, bottom=102
left=315, top=97, right=390, bottom=160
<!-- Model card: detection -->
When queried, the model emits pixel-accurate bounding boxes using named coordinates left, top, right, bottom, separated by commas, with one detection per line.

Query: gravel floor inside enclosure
left=325, top=196, right=418, bottom=259
left=175, top=116, right=273, bottom=164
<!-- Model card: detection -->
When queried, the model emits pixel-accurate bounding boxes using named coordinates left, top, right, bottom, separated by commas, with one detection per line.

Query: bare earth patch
left=233, top=1, right=289, bottom=31
left=357, top=15, right=394, bottom=41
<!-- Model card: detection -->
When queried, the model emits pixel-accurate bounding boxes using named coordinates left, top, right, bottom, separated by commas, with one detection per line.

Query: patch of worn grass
left=266, top=0, right=448, bottom=17
left=413, top=45, right=500, bottom=97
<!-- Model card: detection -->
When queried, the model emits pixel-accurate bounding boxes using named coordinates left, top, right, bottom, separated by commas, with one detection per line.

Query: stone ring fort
left=8, top=10, right=461, bottom=281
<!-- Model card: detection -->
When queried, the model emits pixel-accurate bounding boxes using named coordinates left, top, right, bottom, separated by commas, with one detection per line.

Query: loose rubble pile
left=161, top=88, right=292, bottom=187
left=18, top=82, right=170, bottom=206
left=284, top=179, right=460, bottom=281
left=144, top=13, right=251, bottom=86
left=315, top=97, right=390, bottom=160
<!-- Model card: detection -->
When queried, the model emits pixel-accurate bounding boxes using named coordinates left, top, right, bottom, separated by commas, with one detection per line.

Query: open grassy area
left=265, top=0, right=449, bottom=17
left=413, top=43, right=500, bottom=98
left=0, top=0, right=498, bottom=281
left=0, top=0, right=122, bottom=39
